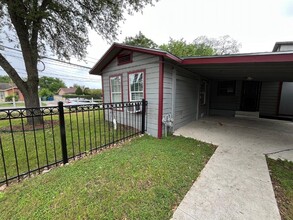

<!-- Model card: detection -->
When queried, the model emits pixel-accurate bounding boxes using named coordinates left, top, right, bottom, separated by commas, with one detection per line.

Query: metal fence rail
left=0, top=100, right=147, bottom=185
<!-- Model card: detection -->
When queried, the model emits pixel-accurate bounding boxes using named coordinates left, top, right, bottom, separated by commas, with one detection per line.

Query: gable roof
left=89, top=43, right=182, bottom=75
left=90, top=43, right=293, bottom=75
left=57, top=87, right=76, bottom=94
left=0, top=83, right=14, bottom=90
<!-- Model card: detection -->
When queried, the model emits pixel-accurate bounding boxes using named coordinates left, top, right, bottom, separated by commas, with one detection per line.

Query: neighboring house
left=57, top=87, right=76, bottom=96
left=272, top=42, right=293, bottom=116
left=0, top=83, right=24, bottom=102
left=90, top=42, right=293, bottom=138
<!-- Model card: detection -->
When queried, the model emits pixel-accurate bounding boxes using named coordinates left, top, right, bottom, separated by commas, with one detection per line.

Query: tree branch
left=0, top=53, right=27, bottom=92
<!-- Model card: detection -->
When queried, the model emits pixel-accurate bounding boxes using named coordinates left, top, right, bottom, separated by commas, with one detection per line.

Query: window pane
left=110, top=76, right=122, bottom=102
left=129, top=72, right=144, bottom=101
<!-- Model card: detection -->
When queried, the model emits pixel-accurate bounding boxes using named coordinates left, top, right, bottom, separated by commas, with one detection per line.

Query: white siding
left=102, top=52, right=160, bottom=137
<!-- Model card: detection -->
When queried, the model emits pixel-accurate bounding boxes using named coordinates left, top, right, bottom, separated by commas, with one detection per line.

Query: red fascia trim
left=101, top=75, right=104, bottom=103
left=158, top=57, right=164, bottom=139
left=127, top=69, right=147, bottom=101
left=115, top=45, right=182, bottom=63
left=109, top=73, right=124, bottom=111
left=182, top=54, right=293, bottom=65
left=276, top=82, right=283, bottom=115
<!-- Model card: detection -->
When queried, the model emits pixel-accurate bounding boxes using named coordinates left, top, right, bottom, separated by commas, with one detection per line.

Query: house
left=57, top=87, right=76, bottom=96
left=0, top=83, right=24, bottom=102
left=90, top=42, right=293, bottom=138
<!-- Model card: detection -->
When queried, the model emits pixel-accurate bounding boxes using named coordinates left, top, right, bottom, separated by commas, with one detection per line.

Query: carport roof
left=90, top=43, right=293, bottom=81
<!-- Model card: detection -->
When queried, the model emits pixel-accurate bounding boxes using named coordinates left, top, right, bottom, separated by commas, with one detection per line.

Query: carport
left=179, top=52, right=293, bottom=119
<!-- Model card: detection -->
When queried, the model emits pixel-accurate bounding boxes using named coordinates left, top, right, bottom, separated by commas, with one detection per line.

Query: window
left=200, top=81, right=207, bottom=105
left=110, top=75, right=122, bottom=103
left=129, top=71, right=144, bottom=101
left=218, top=81, right=236, bottom=96
left=117, top=53, right=132, bottom=65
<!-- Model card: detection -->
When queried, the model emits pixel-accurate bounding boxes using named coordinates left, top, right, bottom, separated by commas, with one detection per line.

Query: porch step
left=235, top=111, right=259, bottom=118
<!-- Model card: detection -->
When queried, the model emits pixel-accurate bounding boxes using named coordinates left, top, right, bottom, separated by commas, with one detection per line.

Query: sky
left=1, top=0, right=293, bottom=89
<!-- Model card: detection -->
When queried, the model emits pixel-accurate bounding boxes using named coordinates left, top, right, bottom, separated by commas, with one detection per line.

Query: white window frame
left=128, top=71, right=144, bottom=102
left=110, top=75, right=122, bottom=103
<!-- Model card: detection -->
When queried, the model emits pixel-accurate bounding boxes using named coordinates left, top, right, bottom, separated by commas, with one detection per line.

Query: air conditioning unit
left=128, top=104, right=142, bottom=113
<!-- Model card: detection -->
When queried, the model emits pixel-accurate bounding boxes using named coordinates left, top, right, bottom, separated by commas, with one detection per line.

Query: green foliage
left=0, top=135, right=215, bottom=219
left=39, top=76, right=66, bottom=94
left=159, top=38, right=214, bottom=57
left=0, top=75, right=11, bottom=83
left=39, top=88, right=53, bottom=98
left=267, top=158, right=293, bottom=219
left=123, top=31, right=158, bottom=48
left=75, top=86, right=83, bottom=95
left=5, top=95, right=18, bottom=102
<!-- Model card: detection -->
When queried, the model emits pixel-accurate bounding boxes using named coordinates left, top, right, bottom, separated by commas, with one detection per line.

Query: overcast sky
left=1, top=0, right=293, bottom=89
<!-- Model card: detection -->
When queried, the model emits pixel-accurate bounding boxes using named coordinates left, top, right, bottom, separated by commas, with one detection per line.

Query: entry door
left=240, top=81, right=261, bottom=111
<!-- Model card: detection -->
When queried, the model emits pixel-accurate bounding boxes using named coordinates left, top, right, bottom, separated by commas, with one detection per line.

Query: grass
left=0, top=135, right=215, bottom=219
left=0, top=102, right=47, bottom=108
left=267, top=158, right=293, bottom=220
left=0, top=110, right=136, bottom=183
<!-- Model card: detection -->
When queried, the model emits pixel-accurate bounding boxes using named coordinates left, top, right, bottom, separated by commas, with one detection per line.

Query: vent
left=117, top=53, right=132, bottom=65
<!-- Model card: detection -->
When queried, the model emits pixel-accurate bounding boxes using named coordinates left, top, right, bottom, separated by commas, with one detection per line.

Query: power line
left=0, top=44, right=94, bottom=69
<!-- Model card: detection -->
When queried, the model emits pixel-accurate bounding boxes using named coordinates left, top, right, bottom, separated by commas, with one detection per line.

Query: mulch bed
left=0, top=120, right=59, bottom=133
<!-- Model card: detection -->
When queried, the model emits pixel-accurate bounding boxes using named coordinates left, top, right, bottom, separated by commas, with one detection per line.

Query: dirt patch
left=0, top=120, right=59, bottom=132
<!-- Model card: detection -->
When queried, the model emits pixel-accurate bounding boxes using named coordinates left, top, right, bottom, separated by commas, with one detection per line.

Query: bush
left=39, top=88, right=53, bottom=98
left=5, top=95, right=18, bottom=102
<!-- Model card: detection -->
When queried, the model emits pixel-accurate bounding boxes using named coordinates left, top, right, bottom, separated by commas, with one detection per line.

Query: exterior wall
left=4, top=88, right=24, bottom=101
left=0, top=91, right=4, bottom=101
left=101, top=52, right=160, bottom=137
left=259, top=82, right=280, bottom=117
left=279, top=82, right=293, bottom=115
left=173, top=67, right=199, bottom=130
left=209, top=80, right=242, bottom=116
left=198, top=79, right=210, bottom=118
left=277, top=45, right=293, bottom=52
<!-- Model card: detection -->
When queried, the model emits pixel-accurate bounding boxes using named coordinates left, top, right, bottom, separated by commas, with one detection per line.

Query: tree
left=0, top=0, right=156, bottom=124
left=39, top=88, right=53, bottom=99
left=194, top=35, right=241, bottom=55
left=39, top=76, right=66, bottom=94
left=0, top=75, right=11, bottom=83
left=75, top=86, right=83, bottom=95
left=159, top=38, right=214, bottom=57
left=123, top=31, right=158, bottom=48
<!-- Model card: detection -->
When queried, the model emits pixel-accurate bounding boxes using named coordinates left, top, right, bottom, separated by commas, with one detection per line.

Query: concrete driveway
left=172, top=116, right=293, bottom=220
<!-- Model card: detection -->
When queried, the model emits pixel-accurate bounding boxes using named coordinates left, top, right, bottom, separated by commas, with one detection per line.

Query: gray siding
left=209, top=80, right=242, bottom=116
left=102, top=52, right=160, bottom=137
left=279, top=82, right=293, bottom=115
left=174, top=68, right=199, bottom=130
left=162, top=64, right=173, bottom=135
left=259, top=82, right=280, bottom=116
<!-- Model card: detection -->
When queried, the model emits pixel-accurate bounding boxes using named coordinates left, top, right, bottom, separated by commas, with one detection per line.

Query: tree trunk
left=23, top=85, right=43, bottom=125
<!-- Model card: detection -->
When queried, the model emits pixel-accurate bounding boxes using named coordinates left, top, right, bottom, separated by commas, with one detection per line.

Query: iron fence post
left=141, top=99, right=146, bottom=134
left=58, top=102, right=68, bottom=164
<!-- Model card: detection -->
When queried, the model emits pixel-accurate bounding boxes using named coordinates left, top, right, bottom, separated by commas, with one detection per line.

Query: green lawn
left=0, top=110, right=136, bottom=183
left=0, top=135, right=215, bottom=219
left=267, top=158, right=293, bottom=220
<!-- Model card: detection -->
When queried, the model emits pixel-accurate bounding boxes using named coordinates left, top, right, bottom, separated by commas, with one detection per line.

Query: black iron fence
left=0, top=100, right=147, bottom=185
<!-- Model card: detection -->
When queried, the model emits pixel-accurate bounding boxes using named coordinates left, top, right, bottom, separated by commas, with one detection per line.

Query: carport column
left=158, top=56, right=164, bottom=138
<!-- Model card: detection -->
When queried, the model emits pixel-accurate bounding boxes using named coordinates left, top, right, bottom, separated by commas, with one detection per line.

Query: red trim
left=101, top=75, right=104, bottom=102
left=158, top=57, right=164, bottom=139
left=109, top=73, right=124, bottom=111
left=127, top=69, right=146, bottom=101
left=182, top=53, right=293, bottom=65
left=276, top=81, right=283, bottom=115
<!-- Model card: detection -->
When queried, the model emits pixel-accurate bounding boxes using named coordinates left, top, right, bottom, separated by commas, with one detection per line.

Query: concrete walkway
left=172, top=116, right=293, bottom=220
